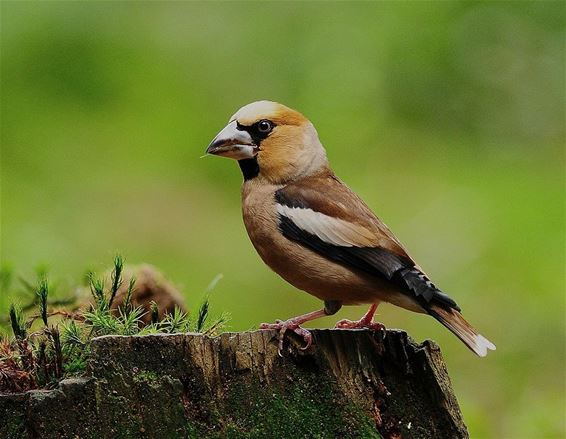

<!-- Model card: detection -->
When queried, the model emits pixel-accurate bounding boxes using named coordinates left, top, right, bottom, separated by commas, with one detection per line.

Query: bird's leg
left=260, top=300, right=342, bottom=355
left=335, top=303, right=385, bottom=330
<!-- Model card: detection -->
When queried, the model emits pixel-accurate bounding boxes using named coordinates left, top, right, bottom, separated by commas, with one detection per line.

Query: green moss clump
left=1, top=255, right=228, bottom=394
left=179, top=366, right=381, bottom=439
left=2, top=415, right=26, bottom=439
left=222, top=379, right=379, bottom=438
left=133, top=370, right=160, bottom=384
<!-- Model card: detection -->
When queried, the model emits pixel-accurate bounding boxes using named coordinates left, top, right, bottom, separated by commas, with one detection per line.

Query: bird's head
left=205, top=101, right=328, bottom=183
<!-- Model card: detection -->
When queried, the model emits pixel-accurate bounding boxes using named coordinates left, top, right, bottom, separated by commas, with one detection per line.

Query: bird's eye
left=257, top=120, right=273, bottom=134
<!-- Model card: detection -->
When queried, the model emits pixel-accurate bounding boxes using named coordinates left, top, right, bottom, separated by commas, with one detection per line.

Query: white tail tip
left=474, top=334, right=497, bottom=357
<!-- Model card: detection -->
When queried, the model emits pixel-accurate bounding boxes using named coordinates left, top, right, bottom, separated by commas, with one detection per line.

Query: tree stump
left=0, top=329, right=468, bottom=438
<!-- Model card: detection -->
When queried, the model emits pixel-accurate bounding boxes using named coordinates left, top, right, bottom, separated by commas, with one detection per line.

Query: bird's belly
left=246, top=220, right=397, bottom=305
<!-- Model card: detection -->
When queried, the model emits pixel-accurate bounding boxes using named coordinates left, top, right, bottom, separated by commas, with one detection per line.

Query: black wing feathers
left=279, top=215, right=409, bottom=278
left=394, top=267, right=460, bottom=310
left=278, top=212, right=461, bottom=312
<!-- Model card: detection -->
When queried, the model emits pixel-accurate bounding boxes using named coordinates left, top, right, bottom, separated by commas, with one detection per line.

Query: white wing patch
left=276, top=204, right=375, bottom=247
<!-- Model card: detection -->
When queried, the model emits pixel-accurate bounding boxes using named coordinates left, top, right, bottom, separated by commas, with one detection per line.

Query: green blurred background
left=1, top=1, right=564, bottom=437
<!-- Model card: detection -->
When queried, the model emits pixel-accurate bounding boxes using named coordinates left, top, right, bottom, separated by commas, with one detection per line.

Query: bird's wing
left=275, top=171, right=460, bottom=310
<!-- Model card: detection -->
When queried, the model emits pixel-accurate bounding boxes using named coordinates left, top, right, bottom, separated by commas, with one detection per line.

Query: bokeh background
left=1, top=1, right=564, bottom=437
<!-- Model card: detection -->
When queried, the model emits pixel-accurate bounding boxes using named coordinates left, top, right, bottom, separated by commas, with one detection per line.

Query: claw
left=259, top=319, right=313, bottom=355
left=295, top=327, right=312, bottom=350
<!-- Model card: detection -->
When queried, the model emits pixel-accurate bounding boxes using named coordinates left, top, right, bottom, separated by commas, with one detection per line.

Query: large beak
left=205, top=121, right=258, bottom=160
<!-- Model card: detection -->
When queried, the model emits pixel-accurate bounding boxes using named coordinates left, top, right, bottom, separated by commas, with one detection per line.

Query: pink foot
left=260, top=319, right=313, bottom=356
left=335, top=318, right=386, bottom=331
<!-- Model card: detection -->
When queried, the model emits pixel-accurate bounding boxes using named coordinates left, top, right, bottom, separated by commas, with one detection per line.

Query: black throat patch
left=238, top=157, right=260, bottom=181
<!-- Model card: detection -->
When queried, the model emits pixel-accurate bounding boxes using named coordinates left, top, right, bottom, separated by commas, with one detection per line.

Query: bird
left=205, top=100, right=496, bottom=357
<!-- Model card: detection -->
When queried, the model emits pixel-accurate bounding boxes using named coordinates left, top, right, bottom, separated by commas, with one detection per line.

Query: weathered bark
left=0, top=329, right=468, bottom=438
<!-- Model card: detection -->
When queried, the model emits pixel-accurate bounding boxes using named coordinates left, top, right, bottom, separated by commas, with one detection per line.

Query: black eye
left=257, top=120, right=273, bottom=134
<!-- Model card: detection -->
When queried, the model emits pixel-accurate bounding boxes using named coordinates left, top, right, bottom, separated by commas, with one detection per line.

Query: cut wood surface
left=0, top=329, right=468, bottom=438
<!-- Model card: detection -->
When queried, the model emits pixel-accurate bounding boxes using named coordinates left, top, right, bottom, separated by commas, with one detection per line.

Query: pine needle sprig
left=119, top=306, right=145, bottom=336
left=83, top=307, right=119, bottom=336
left=108, top=255, right=124, bottom=308
left=9, top=304, right=27, bottom=340
left=196, top=297, right=209, bottom=333
left=87, top=272, right=107, bottom=311
left=162, top=307, right=191, bottom=333
left=61, top=319, right=84, bottom=347
left=36, top=277, right=49, bottom=327
left=123, top=277, right=136, bottom=313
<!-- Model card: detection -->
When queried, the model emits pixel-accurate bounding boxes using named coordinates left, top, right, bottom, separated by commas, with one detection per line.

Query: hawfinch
left=206, top=101, right=495, bottom=357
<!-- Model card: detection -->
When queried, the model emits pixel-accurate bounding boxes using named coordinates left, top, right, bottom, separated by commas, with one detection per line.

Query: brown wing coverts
left=275, top=171, right=408, bottom=255
left=275, top=173, right=461, bottom=311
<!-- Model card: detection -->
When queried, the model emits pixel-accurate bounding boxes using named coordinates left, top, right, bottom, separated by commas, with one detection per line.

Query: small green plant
left=0, top=256, right=228, bottom=394
left=108, top=255, right=123, bottom=308
left=37, top=277, right=49, bottom=327
left=9, top=304, right=27, bottom=340
left=138, top=297, right=229, bottom=336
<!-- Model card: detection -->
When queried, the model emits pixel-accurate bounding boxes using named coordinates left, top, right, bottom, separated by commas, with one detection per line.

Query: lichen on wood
left=0, top=329, right=468, bottom=439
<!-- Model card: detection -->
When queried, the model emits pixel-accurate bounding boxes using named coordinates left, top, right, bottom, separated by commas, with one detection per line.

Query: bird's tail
left=428, top=304, right=496, bottom=357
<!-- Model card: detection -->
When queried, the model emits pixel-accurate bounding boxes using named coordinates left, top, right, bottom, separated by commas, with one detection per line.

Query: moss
left=184, top=423, right=202, bottom=439
left=63, top=356, right=87, bottom=375
left=132, top=369, right=160, bottom=384
left=112, top=420, right=144, bottom=439
left=2, top=416, right=26, bottom=439
left=0, top=395, right=27, bottom=438
left=184, top=369, right=381, bottom=439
